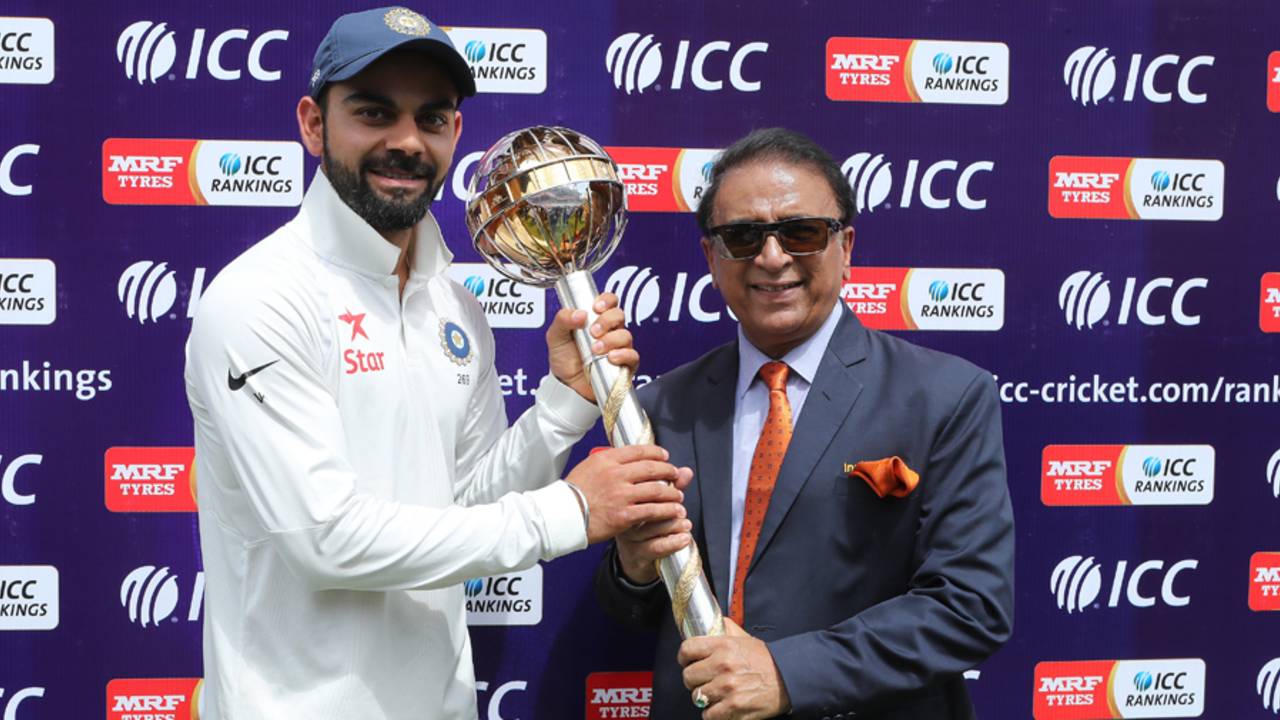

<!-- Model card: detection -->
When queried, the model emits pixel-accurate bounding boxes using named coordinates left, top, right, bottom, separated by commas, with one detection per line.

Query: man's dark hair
left=695, top=127, right=854, bottom=235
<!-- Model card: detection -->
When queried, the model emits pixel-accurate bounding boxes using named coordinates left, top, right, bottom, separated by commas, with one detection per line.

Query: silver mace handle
left=556, top=269, right=725, bottom=639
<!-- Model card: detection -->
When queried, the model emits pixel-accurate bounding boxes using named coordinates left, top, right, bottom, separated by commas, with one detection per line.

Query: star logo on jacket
left=338, top=309, right=369, bottom=342
left=439, top=319, right=473, bottom=366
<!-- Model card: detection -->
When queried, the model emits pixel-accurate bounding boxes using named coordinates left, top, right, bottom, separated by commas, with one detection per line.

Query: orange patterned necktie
left=729, top=360, right=792, bottom=626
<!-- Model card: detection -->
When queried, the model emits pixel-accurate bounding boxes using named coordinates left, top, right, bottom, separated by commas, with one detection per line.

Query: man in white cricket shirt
left=184, top=7, right=693, bottom=718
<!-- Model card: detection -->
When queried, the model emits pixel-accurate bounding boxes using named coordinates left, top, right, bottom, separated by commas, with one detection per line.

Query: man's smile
left=749, top=279, right=804, bottom=294
left=367, top=167, right=430, bottom=192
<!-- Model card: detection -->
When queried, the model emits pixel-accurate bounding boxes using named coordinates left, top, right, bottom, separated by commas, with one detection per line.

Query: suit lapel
left=749, top=309, right=869, bottom=572
left=691, top=343, right=738, bottom=609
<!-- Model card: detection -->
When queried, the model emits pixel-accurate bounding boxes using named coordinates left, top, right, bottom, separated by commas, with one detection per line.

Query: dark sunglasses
left=708, top=216, right=843, bottom=260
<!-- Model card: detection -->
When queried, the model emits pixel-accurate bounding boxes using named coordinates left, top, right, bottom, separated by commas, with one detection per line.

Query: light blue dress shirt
left=727, top=301, right=845, bottom=605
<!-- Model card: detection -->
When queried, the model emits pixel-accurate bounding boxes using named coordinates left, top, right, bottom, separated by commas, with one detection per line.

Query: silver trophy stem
left=555, top=269, right=725, bottom=639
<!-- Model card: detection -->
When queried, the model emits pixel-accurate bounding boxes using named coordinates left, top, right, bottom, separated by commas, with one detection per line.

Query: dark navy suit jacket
left=595, top=307, right=1014, bottom=720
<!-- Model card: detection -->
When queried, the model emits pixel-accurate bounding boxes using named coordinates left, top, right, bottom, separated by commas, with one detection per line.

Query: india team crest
left=439, top=319, right=473, bottom=365
left=384, top=8, right=430, bottom=36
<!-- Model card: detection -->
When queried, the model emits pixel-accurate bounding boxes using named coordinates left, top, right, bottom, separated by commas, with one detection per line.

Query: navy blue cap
left=309, top=7, right=476, bottom=100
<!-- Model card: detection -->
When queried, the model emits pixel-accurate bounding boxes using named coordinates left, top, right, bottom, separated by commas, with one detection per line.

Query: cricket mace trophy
left=464, top=126, right=723, bottom=639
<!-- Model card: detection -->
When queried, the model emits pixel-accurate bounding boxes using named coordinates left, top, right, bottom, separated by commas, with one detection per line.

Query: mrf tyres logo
left=1033, top=658, right=1205, bottom=719
left=120, top=566, right=204, bottom=628
left=1048, top=156, right=1223, bottom=222
left=1041, top=445, right=1214, bottom=506
left=0, top=258, right=55, bottom=325
left=842, top=267, right=1003, bottom=331
left=0, top=17, right=53, bottom=84
left=445, top=263, right=545, bottom=329
left=116, top=20, right=287, bottom=84
left=463, top=566, right=541, bottom=626
left=841, top=152, right=993, bottom=213
left=1269, top=52, right=1280, bottom=112
left=586, top=671, right=653, bottom=720
left=103, top=139, right=302, bottom=206
left=1064, top=46, right=1213, bottom=105
left=107, top=678, right=203, bottom=720
left=1250, top=552, right=1280, bottom=611
left=605, top=33, right=768, bottom=94
left=105, top=447, right=197, bottom=513
left=0, top=565, right=58, bottom=630
left=605, top=146, right=719, bottom=212
left=1050, top=555, right=1196, bottom=614
left=1058, top=272, right=1207, bottom=330
left=1261, top=273, right=1280, bottom=333
left=443, top=26, right=546, bottom=94
left=826, top=37, right=1008, bottom=105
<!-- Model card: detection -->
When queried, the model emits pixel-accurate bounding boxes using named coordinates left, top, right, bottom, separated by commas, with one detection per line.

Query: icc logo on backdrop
left=120, top=565, right=203, bottom=627
left=0, top=143, right=38, bottom=196
left=1050, top=555, right=1197, bottom=613
left=1064, top=46, right=1214, bottom=105
left=1, top=452, right=42, bottom=507
left=841, top=152, right=994, bottom=212
left=117, top=261, right=206, bottom=324
left=604, top=265, right=730, bottom=326
left=1058, top=272, right=1207, bottom=330
left=606, top=32, right=768, bottom=93
left=0, top=688, right=45, bottom=719
left=116, top=20, right=288, bottom=83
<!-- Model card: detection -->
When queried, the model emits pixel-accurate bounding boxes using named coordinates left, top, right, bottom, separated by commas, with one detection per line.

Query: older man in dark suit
left=595, top=128, right=1015, bottom=720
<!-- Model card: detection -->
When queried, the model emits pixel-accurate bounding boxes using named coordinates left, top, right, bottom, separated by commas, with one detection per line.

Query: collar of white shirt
left=295, top=168, right=453, bottom=281
left=735, top=301, right=846, bottom=401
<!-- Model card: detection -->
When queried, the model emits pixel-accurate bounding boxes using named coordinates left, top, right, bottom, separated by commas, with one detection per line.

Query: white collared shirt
left=184, top=170, right=598, bottom=719
left=728, top=301, right=845, bottom=601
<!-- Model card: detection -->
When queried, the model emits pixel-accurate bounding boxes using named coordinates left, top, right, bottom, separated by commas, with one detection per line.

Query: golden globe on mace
left=464, top=126, right=724, bottom=639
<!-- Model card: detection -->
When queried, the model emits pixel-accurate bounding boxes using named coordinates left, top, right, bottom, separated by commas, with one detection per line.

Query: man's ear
left=453, top=108, right=464, bottom=145
left=297, top=96, right=325, bottom=158
left=841, top=225, right=854, bottom=265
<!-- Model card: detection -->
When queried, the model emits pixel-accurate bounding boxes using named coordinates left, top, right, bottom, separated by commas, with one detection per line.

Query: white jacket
left=184, top=170, right=596, bottom=719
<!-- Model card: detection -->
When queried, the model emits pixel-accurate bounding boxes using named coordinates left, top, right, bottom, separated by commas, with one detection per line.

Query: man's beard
left=323, top=143, right=440, bottom=233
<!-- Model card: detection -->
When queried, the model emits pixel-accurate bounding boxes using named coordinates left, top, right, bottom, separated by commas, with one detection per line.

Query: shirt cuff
left=534, top=373, right=601, bottom=433
left=527, top=480, right=589, bottom=560
left=613, top=548, right=662, bottom=592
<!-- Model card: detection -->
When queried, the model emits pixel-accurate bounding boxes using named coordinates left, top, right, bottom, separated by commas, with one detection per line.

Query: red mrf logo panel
left=104, top=447, right=196, bottom=512
left=826, top=37, right=1007, bottom=105
left=1048, top=156, right=1223, bottom=221
left=1033, top=659, right=1204, bottom=719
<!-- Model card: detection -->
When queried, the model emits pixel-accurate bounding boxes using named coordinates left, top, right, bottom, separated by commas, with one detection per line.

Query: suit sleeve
left=185, top=281, right=587, bottom=593
left=767, top=371, right=1015, bottom=717
left=594, top=542, right=671, bottom=629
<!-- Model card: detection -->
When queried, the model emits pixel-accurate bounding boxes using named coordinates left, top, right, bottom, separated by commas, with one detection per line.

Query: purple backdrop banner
left=2, top=1, right=1279, bottom=718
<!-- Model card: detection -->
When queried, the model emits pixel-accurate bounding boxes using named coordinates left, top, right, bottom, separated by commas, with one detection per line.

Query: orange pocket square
left=849, top=456, right=919, bottom=498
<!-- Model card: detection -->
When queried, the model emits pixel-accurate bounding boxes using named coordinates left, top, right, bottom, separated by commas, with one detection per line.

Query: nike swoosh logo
left=227, top=360, right=279, bottom=391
